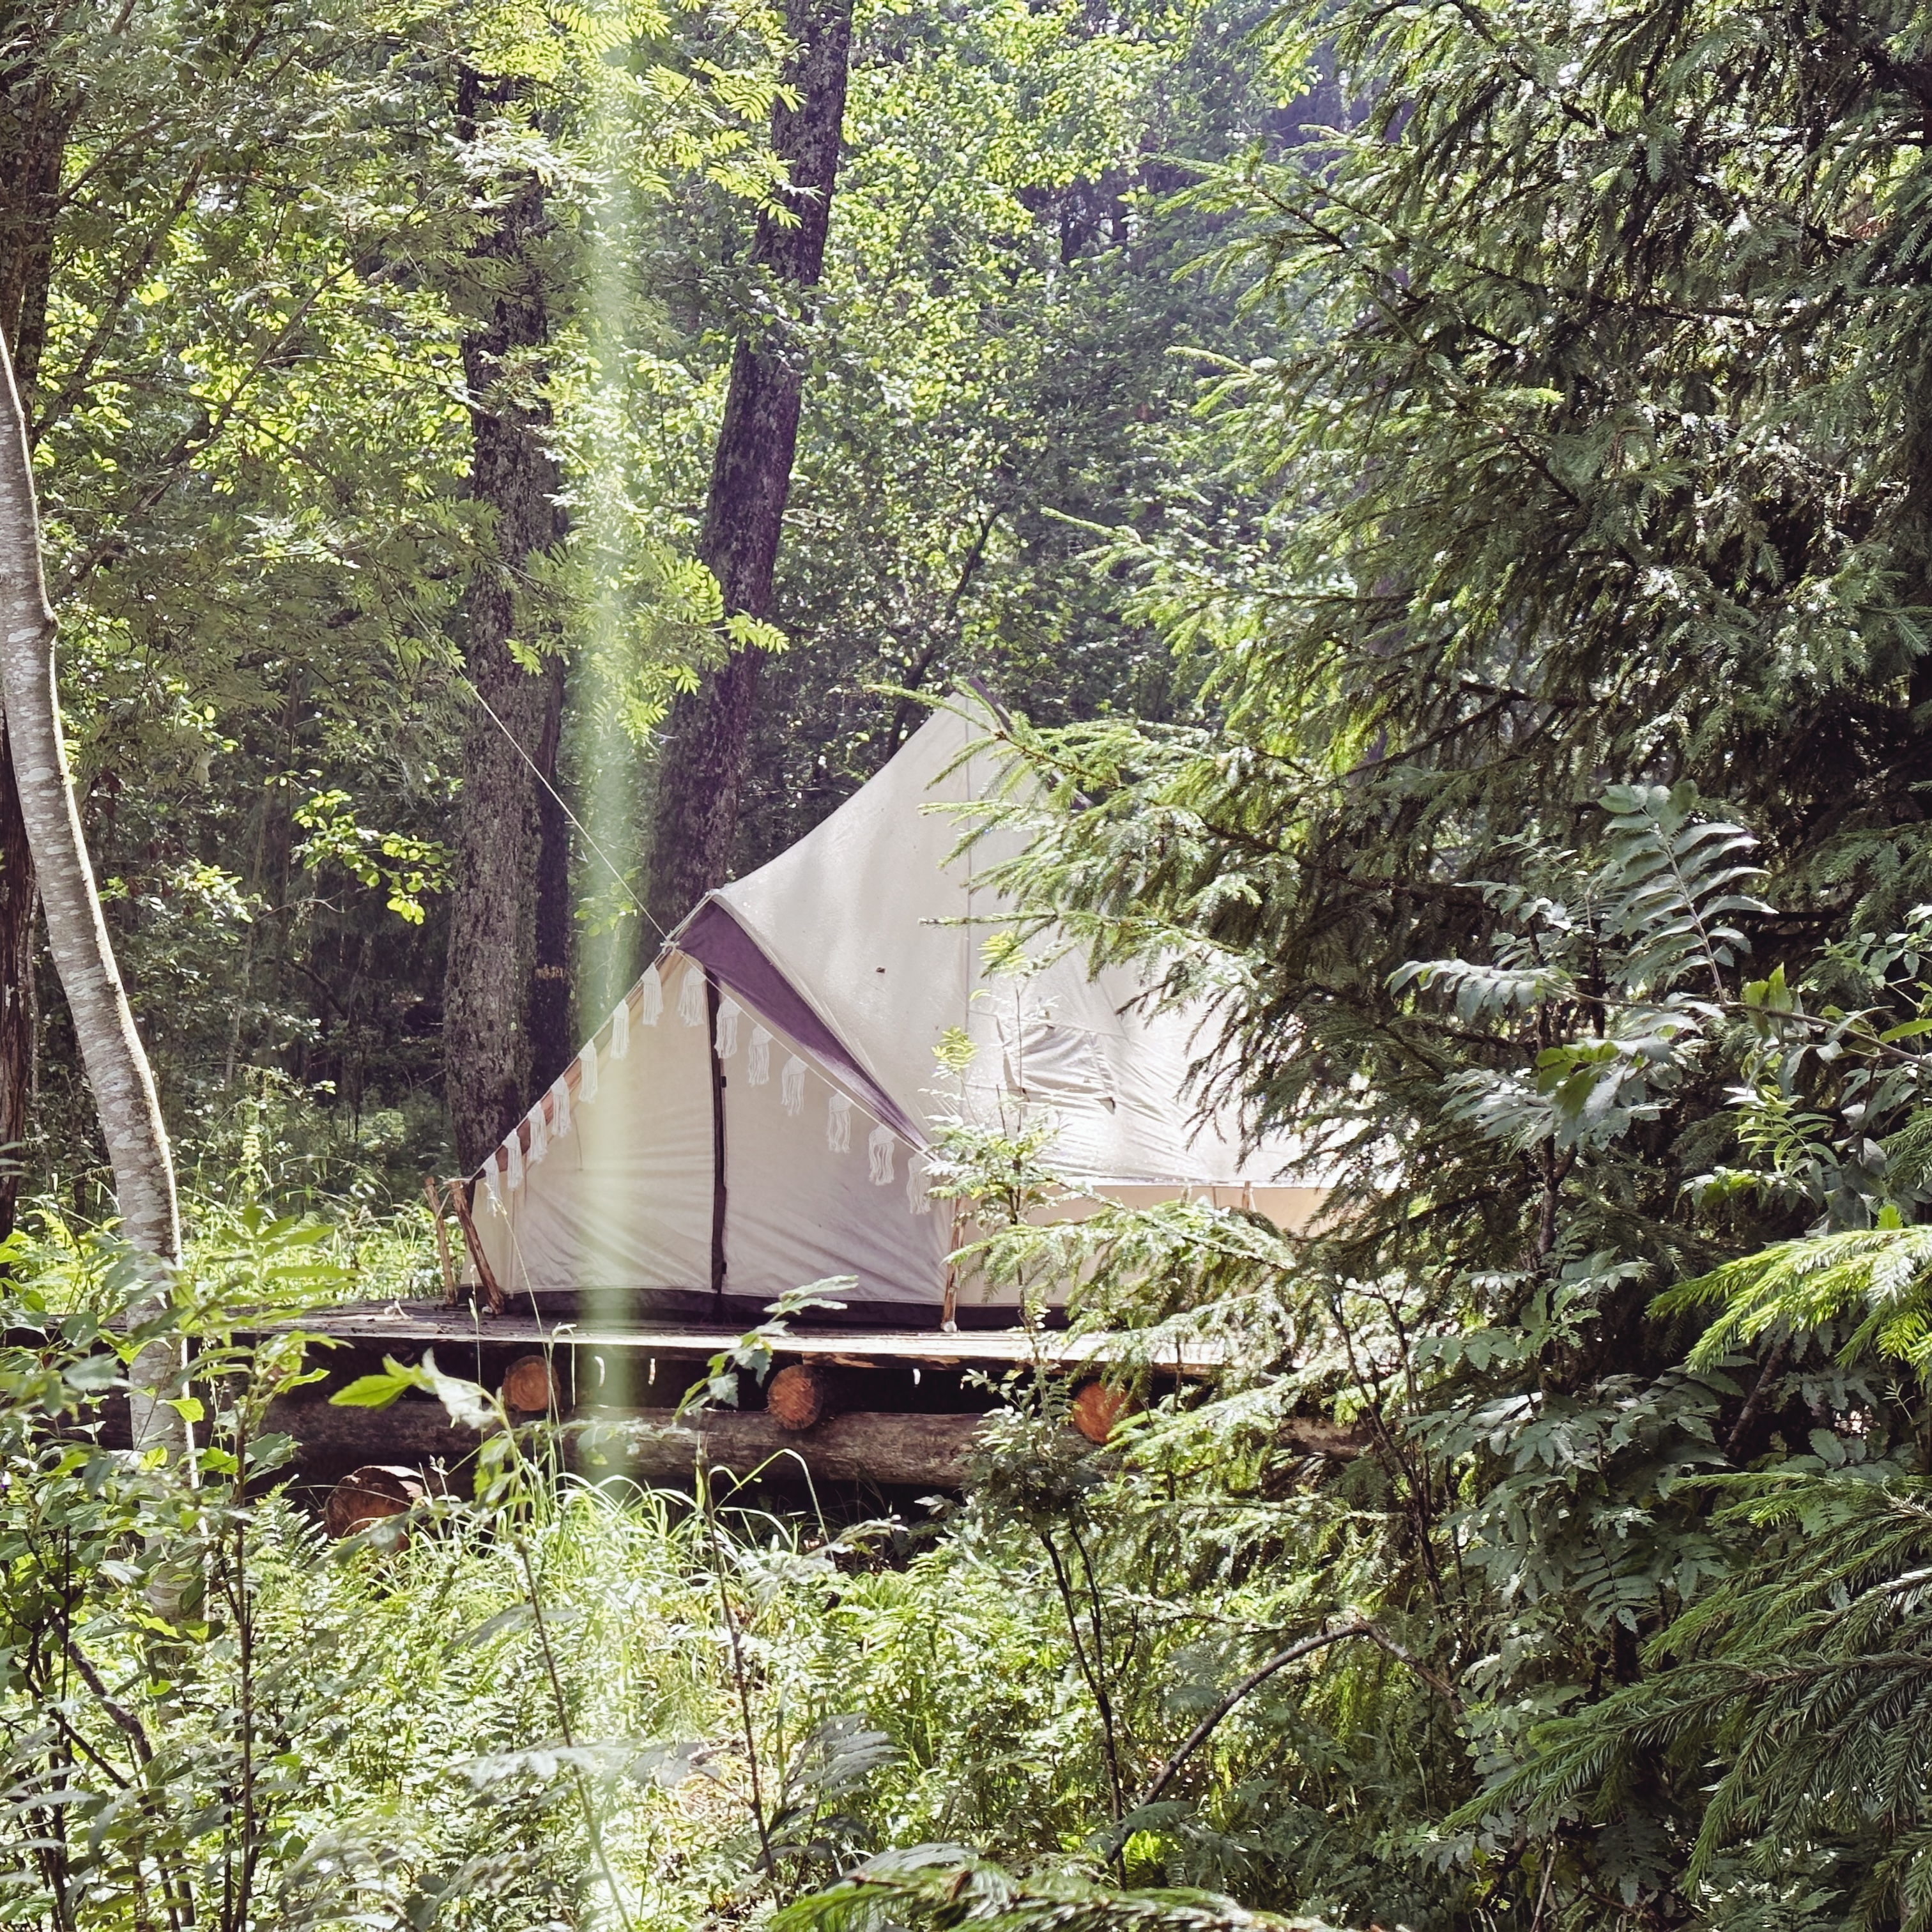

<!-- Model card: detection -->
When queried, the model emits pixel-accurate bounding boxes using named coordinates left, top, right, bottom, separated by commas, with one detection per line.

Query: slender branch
left=1135, top=1618, right=1460, bottom=1810
left=65, top=1643, right=153, bottom=1765
left=512, top=1535, right=637, bottom=1929
left=1724, top=1340, right=1788, bottom=1459
left=1038, top=1526, right=1126, bottom=1824
left=697, top=1462, right=776, bottom=1875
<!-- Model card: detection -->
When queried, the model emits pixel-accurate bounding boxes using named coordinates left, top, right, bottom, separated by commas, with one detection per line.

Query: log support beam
left=270, top=1398, right=987, bottom=1489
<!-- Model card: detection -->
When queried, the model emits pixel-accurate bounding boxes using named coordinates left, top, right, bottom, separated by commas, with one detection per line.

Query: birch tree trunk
left=645, top=0, right=854, bottom=932
left=0, top=0, right=77, bottom=1243
left=0, top=333, right=178, bottom=1269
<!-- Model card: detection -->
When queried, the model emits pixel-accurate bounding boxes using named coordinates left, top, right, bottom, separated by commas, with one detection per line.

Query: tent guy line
left=457, top=668, right=669, bottom=939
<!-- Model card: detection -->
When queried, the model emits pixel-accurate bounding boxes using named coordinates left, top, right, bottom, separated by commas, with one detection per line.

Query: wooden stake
left=443, top=1176, right=506, bottom=1314
left=424, top=1176, right=458, bottom=1305
left=940, top=1199, right=963, bottom=1331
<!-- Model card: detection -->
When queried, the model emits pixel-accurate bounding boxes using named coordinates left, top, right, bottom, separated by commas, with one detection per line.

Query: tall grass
left=0, top=1213, right=1373, bottom=1932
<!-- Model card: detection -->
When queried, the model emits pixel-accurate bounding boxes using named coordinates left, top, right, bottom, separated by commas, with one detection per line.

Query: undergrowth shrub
left=0, top=1218, right=1343, bottom=1932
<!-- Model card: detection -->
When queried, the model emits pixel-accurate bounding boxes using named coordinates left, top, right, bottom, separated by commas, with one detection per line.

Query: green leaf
left=328, top=1367, right=418, bottom=1409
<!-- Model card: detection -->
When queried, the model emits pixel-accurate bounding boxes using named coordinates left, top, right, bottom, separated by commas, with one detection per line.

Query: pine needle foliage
left=857, top=1, right=1932, bottom=1926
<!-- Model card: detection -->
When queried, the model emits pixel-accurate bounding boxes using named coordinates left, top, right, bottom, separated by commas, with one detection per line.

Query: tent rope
left=457, top=670, right=668, bottom=941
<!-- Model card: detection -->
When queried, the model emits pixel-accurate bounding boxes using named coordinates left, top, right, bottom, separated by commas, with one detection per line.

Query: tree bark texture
left=529, top=651, right=572, bottom=1092
left=0, top=8, right=75, bottom=1241
left=0, top=334, right=178, bottom=1264
left=443, top=70, right=570, bottom=1172
left=645, top=0, right=854, bottom=933
left=0, top=719, right=34, bottom=1239
left=0, top=4, right=72, bottom=404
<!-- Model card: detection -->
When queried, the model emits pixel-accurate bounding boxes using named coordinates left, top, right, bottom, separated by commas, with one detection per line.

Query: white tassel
left=506, top=1131, right=523, bottom=1192
left=577, top=1039, right=598, bottom=1103
left=678, top=963, right=707, bottom=1026
left=905, top=1151, right=932, bottom=1217
left=781, top=1056, right=806, bottom=1116
left=868, top=1125, right=896, bottom=1186
left=716, top=997, right=741, bottom=1059
left=747, top=1025, right=772, bottom=1085
left=483, top=1162, right=503, bottom=1213
left=610, top=994, right=631, bottom=1061
left=638, top=964, right=663, bottom=1027
left=550, top=1076, right=571, bottom=1142
left=528, top=1103, right=548, bottom=1167
left=827, top=1091, right=852, bottom=1153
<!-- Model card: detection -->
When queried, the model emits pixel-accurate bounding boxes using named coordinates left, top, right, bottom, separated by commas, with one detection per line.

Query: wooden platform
left=286, top=1298, right=1217, bottom=1373
left=253, top=1296, right=1226, bottom=1490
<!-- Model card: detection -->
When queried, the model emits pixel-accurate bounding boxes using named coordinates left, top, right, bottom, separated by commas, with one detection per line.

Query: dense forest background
left=17, top=2, right=1932, bottom=1931
left=1, top=0, right=1299, bottom=1216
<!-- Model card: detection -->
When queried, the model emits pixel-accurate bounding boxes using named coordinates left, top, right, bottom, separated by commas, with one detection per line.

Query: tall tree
left=0, top=330, right=175, bottom=1263
left=0, top=1, right=73, bottom=1239
left=442, top=67, right=571, bottom=1172
left=941, top=0, right=1932, bottom=1920
left=645, top=0, right=854, bottom=932
left=529, top=666, right=572, bottom=1100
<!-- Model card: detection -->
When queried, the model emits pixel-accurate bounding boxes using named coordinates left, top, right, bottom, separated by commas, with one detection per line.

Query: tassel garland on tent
left=782, top=1056, right=806, bottom=1116
left=715, top=997, right=741, bottom=1059
left=747, top=1025, right=771, bottom=1085
left=483, top=1163, right=502, bottom=1212
left=905, top=1152, right=932, bottom=1216
left=577, top=1039, right=597, bottom=1103
left=827, top=1090, right=852, bottom=1153
left=868, top=1124, right=895, bottom=1185
left=528, top=1102, right=548, bottom=1167
left=678, top=963, right=707, bottom=1026
left=550, top=1075, right=571, bottom=1142
left=610, top=993, right=631, bottom=1061
left=505, top=1131, right=523, bottom=1193
left=638, top=964, right=663, bottom=1027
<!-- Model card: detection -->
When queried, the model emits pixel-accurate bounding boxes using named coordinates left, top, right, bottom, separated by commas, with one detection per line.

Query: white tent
left=466, top=700, right=1320, bottom=1319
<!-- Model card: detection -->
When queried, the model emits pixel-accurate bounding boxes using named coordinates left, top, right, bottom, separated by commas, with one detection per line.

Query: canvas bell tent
left=465, top=701, right=1320, bottom=1321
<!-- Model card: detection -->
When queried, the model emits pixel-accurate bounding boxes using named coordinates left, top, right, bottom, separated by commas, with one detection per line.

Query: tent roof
left=680, top=698, right=1283, bottom=1189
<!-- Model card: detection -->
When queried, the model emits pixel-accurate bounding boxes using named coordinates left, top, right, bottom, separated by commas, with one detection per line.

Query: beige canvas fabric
left=468, top=700, right=1317, bottom=1307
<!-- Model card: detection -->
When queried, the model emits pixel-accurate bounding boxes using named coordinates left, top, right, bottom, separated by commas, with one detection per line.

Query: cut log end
left=1070, top=1379, right=1138, bottom=1445
left=325, top=1463, right=426, bottom=1540
left=502, top=1354, right=556, bottom=1414
left=767, top=1363, right=829, bottom=1432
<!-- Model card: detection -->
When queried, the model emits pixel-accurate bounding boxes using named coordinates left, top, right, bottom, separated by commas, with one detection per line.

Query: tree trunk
left=645, top=0, right=854, bottom=933
left=529, top=651, right=572, bottom=1092
left=443, top=70, right=570, bottom=1172
left=0, top=717, right=33, bottom=1239
left=0, top=3, right=71, bottom=404
left=0, top=4, right=77, bottom=1241
left=0, top=335, right=178, bottom=1266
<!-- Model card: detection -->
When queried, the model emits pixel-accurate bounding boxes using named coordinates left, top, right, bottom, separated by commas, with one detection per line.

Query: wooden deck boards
left=288, top=1301, right=1220, bottom=1374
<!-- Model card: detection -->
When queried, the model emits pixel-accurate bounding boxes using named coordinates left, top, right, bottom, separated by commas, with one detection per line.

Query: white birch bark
left=0, top=334, right=180, bottom=1440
